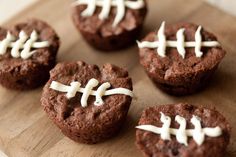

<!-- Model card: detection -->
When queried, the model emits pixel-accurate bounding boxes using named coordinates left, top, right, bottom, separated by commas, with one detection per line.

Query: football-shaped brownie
left=137, top=21, right=226, bottom=95
left=0, top=19, right=60, bottom=90
left=136, top=103, right=231, bottom=157
left=41, top=61, right=133, bottom=144
left=71, top=0, right=148, bottom=51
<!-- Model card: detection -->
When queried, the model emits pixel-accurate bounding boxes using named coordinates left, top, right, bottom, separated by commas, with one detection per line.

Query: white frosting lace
left=72, top=0, right=145, bottom=27
left=0, top=30, right=49, bottom=59
left=137, top=21, right=220, bottom=58
left=136, top=112, right=222, bottom=146
left=50, top=78, right=133, bottom=107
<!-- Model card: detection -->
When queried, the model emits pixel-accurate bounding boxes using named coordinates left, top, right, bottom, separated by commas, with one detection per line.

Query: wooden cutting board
left=0, top=0, right=236, bottom=156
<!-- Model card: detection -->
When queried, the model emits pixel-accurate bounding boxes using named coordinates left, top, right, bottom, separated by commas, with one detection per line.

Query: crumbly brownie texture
left=41, top=61, right=133, bottom=144
left=136, top=103, right=231, bottom=157
left=0, top=19, right=60, bottom=90
left=71, top=1, right=147, bottom=51
left=139, top=23, right=226, bottom=95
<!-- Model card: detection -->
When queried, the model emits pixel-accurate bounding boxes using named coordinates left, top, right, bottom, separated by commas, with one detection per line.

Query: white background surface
left=0, top=0, right=235, bottom=24
left=207, top=0, right=236, bottom=16
left=0, top=0, right=37, bottom=24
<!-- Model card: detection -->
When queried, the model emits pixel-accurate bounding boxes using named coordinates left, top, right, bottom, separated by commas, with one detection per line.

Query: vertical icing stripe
left=195, top=26, right=203, bottom=57
left=191, top=115, right=205, bottom=145
left=81, top=0, right=96, bottom=17
left=175, top=115, right=188, bottom=146
left=21, top=30, right=38, bottom=59
left=157, top=22, right=166, bottom=57
left=99, top=0, right=112, bottom=20
left=0, top=32, right=15, bottom=55
left=95, top=82, right=111, bottom=106
left=160, top=112, right=171, bottom=140
left=176, top=28, right=186, bottom=58
left=113, top=0, right=125, bottom=27
left=66, top=82, right=81, bottom=98
left=81, top=78, right=99, bottom=107
left=11, top=31, right=28, bottom=58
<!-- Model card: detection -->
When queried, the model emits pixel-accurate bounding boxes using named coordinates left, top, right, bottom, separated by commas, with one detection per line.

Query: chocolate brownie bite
left=71, top=0, right=147, bottom=51
left=0, top=19, right=60, bottom=90
left=41, top=61, right=133, bottom=144
left=136, top=103, right=231, bottom=157
left=137, top=22, right=226, bottom=95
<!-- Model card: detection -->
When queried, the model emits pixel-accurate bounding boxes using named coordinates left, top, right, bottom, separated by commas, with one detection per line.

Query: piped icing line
left=50, top=78, right=133, bottom=108
left=72, top=0, right=145, bottom=27
left=0, top=32, right=15, bottom=55
left=0, top=30, right=50, bottom=59
left=11, top=31, right=28, bottom=58
left=160, top=112, right=171, bottom=140
left=176, top=28, right=186, bottom=59
left=175, top=115, right=188, bottom=146
left=157, top=22, right=166, bottom=57
left=137, top=21, right=220, bottom=58
left=136, top=112, right=222, bottom=146
left=195, top=26, right=203, bottom=57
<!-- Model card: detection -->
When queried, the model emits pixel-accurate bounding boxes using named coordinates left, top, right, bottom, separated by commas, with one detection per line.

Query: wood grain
left=0, top=0, right=236, bottom=157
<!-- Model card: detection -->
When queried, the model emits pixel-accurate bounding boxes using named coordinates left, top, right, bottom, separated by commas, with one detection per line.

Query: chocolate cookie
left=136, top=103, right=231, bottom=157
left=41, top=61, right=133, bottom=144
left=0, top=19, right=60, bottom=90
left=137, top=22, right=226, bottom=95
left=71, top=0, right=147, bottom=51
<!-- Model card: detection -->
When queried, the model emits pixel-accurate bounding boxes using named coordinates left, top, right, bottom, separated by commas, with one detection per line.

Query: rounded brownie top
left=139, top=22, right=226, bottom=83
left=41, top=61, right=133, bottom=128
left=71, top=0, right=147, bottom=37
left=136, top=103, right=231, bottom=157
left=0, top=19, right=60, bottom=74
